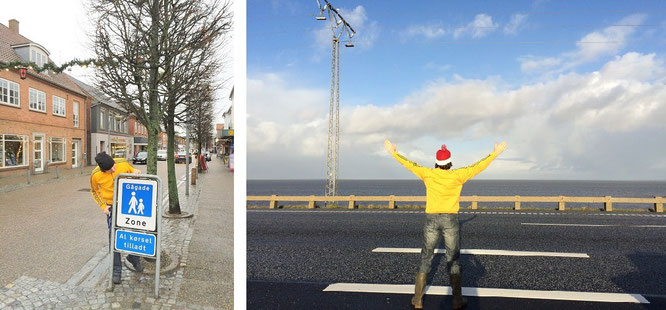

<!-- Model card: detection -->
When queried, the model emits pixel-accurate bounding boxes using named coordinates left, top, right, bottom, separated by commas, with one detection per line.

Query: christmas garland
left=0, top=58, right=110, bottom=74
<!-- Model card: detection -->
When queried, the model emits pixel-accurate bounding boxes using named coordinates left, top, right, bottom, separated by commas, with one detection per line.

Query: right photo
left=246, top=1, right=666, bottom=309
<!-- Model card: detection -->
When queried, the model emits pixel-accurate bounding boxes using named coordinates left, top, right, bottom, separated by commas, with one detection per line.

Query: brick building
left=129, top=116, right=148, bottom=155
left=70, top=77, right=131, bottom=164
left=0, top=20, right=87, bottom=178
left=158, top=132, right=168, bottom=150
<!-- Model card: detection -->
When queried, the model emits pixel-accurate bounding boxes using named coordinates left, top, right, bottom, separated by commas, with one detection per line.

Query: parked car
left=175, top=151, right=191, bottom=164
left=157, top=150, right=167, bottom=161
left=132, top=151, right=147, bottom=165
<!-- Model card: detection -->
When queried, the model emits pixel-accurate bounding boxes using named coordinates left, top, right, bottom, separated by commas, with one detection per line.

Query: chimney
left=8, top=19, right=19, bottom=34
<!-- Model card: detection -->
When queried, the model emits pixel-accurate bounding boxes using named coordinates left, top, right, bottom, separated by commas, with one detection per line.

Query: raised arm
left=384, top=139, right=396, bottom=154
left=456, top=141, right=507, bottom=182
left=385, top=139, right=427, bottom=179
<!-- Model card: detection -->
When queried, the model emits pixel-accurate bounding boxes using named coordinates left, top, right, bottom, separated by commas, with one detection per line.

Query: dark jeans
left=418, top=213, right=461, bottom=276
left=107, top=212, right=139, bottom=271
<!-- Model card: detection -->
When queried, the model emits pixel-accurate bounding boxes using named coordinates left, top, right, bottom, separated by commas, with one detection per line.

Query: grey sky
left=0, top=0, right=232, bottom=126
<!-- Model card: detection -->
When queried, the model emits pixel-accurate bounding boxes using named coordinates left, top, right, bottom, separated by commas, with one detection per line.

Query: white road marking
left=372, top=248, right=589, bottom=258
left=323, top=283, right=649, bottom=304
left=161, top=176, right=187, bottom=207
left=522, top=223, right=666, bottom=228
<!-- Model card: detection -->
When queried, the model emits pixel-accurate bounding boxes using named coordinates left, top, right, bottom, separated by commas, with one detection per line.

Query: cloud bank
left=249, top=51, right=666, bottom=180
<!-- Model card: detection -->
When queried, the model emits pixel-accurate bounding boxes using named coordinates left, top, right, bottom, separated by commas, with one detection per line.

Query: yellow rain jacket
left=90, top=159, right=136, bottom=211
left=391, top=151, right=498, bottom=214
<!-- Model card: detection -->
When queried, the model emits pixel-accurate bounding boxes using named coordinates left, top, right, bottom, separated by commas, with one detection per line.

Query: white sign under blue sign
left=115, top=229, right=156, bottom=257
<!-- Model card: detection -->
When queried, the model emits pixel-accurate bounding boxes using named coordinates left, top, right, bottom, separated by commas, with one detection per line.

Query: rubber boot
left=450, top=273, right=467, bottom=310
left=128, top=255, right=144, bottom=272
left=411, top=273, right=427, bottom=309
left=112, top=252, right=122, bottom=284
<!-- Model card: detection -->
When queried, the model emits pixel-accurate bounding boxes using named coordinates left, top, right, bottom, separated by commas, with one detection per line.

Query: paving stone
left=0, top=174, right=224, bottom=309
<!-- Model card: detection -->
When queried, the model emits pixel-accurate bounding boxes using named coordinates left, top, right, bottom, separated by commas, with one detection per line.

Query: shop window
left=53, top=96, right=66, bottom=117
left=49, top=137, right=66, bottom=163
left=0, top=134, right=28, bottom=168
left=0, top=78, right=20, bottom=107
left=111, top=143, right=126, bottom=158
left=29, top=88, right=46, bottom=112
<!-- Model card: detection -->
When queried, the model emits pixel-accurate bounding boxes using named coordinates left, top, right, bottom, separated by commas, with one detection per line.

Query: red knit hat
left=435, top=145, right=451, bottom=166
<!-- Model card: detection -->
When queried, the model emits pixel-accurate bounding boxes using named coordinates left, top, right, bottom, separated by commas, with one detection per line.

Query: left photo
left=0, top=0, right=234, bottom=308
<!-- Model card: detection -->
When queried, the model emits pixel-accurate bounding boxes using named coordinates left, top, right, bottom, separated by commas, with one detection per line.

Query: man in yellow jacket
left=385, top=139, right=507, bottom=309
left=90, top=152, right=144, bottom=284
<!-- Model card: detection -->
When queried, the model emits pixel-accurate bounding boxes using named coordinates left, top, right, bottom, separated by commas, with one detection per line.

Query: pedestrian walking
left=384, top=139, right=507, bottom=309
left=90, top=152, right=145, bottom=284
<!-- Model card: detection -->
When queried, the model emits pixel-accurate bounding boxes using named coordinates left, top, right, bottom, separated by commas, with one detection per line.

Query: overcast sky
left=0, top=0, right=233, bottom=126
left=247, top=0, right=666, bottom=180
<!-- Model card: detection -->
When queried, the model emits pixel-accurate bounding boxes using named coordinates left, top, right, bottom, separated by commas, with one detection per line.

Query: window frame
left=30, top=48, right=47, bottom=67
left=73, top=101, right=79, bottom=127
left=28, top=88, right=47, bottom=113
left=0, top=78, right=20, bottom=108
left=0, top=134, right=29, bottom=169
left=49, top=137, right=66, bottom=163
left=52, top=95, right=66, bottom=117
left=99, top=109, right=105, bottom=130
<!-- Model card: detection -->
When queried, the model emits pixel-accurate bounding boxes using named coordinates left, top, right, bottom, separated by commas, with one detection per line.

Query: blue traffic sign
left=121, top=182, right=154, bottom=217
left=116, top=178, right=158, bottom=231
left=115, top=229, right=156, bottom=257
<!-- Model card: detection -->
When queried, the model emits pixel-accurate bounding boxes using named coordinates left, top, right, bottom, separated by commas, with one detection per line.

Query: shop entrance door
left=72, top=140, right=80, bottom=168
left=33, top=134, right=44, bottom=173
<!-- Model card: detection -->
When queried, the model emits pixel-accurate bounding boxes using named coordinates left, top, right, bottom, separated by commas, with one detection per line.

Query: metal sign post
left=109, top=173, right=162, bottom=297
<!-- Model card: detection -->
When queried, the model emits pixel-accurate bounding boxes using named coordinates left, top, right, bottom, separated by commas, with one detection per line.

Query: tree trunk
left=146, top=123, right=158, bottom=175
left=146, top=0, right=161, bottom=176
left=166, top=115, right=181, bottom=214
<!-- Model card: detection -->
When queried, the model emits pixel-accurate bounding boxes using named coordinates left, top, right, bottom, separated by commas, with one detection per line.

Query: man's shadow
left=421, top=215, right=486, bottom=308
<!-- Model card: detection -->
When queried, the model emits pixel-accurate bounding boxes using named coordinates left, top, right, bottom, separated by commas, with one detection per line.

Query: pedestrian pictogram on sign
left=116, top=178, right=158, bottom=231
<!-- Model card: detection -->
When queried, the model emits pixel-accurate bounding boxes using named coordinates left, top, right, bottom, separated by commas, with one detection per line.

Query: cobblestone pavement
left=0, top=160, right=229, bottom=309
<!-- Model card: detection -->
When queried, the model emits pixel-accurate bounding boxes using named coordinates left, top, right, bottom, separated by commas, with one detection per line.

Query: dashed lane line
left=323, top=283, right=649, bottom=304
left=372, top=247, right=589, bottom=258
left=522, top=223, right=666, bottom=228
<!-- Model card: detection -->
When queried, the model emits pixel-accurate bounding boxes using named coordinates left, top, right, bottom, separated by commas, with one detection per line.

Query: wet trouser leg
left=441, top=214, right=466, bottom=308
left=442, top=213, right=461, bottom=277
left=107, top=213, right=139, bottom=274
left=417, top=214, right=442, bottom=274
left=418, top=213, right=460, bottom=274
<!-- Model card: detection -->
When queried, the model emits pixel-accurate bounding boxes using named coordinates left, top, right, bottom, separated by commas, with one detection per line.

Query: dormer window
left=10, top=42, right=51, bottom=70
left=30, top=49, right=47, bottom=67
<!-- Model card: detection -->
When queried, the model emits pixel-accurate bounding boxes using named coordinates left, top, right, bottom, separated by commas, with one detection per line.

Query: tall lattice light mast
left=315, top=0, right=355, bottom=198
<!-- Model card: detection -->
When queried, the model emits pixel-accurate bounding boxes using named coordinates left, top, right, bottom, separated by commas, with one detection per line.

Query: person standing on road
left=384, top=139, right=507, bottom=309
left=90, top=152, right=145, bottom=284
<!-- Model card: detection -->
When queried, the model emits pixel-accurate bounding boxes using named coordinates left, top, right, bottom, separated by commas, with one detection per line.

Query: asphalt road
left=0, top=160, right=187, bottom=286
left=247, top=209, right=666, bottom=309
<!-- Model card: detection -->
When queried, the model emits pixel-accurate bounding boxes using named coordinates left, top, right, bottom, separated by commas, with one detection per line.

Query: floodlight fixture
left=316, top=16, right=326, bottom=20
left=344, top=43, right=354, bottom=47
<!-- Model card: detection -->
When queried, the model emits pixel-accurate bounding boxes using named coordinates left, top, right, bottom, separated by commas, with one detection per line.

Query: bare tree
left=159, top=0, right=231, bottom=214
left=90, top=0, right=167, bottom=175
left=187, top=83, right=216, bottom=170
left=90, top=0, right=232, bottom=214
